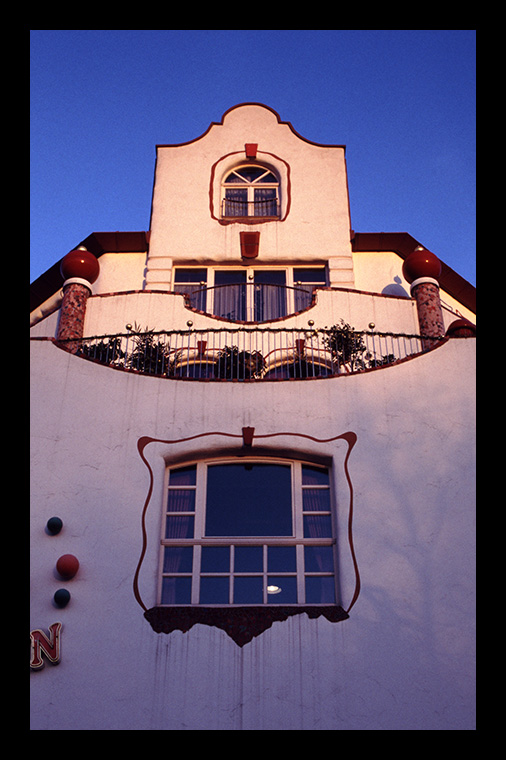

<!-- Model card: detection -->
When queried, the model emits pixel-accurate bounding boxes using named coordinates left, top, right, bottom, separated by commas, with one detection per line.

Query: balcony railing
left=67, top=326, right=435, bottom=381
left=221, top=198, right=280, bottom=218
left=179, top=282, right=315, bottom=322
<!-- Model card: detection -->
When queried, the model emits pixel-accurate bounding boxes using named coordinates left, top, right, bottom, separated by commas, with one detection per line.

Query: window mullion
left=263, top=544, right=268, bottom=604
left=193, top=462, right=207, bottom=604
left=296, top=544, right=305, bottom=604
left=247, top=186, right=254, bottom=216
left=293, top=463, right=304, bottom=539
left=195, top=462, right=207, bottom=539
left=293, top=463, right=305, bottom=603
left=230, top=545, right=235, bottom=604
left=191, top=545, right=201, bottom=604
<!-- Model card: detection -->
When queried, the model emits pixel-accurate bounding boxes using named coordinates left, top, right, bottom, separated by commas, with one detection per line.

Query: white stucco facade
left=30, top=339, right=475, bottom=730
left=30, top=104, right=475, bottom=730
left=146, top=103, right=353, bottom=289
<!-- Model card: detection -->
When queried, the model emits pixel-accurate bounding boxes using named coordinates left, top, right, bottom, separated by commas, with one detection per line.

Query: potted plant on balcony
left=78, top=336, right=126, bottom=367
left=214, top=345, right=266, bottom=380
left=126, top=326, right=173, bottom=376
left=322, top=320, right=370, bottom=372
left=323, top=320, right=397, bottom=372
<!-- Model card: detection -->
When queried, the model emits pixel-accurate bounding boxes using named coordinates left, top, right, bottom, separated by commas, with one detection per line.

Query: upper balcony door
left=212, top=270, right=287, bottom=322
left=173, top=266, right=327, bottom=323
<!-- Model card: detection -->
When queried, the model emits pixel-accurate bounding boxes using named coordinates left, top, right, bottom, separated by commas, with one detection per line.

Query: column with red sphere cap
left=402, top=246, right=445, bottom=351
left=56, top=247, right=100, bottom=353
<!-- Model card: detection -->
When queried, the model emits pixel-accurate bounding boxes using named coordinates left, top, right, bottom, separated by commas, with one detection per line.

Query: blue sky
left=30, top=30, right=475, bottom=285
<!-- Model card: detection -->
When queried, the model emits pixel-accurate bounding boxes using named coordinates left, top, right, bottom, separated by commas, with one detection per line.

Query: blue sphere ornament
left=54, top=589, right=71, bottom=608
left=47, top=517, right=63, bottom=535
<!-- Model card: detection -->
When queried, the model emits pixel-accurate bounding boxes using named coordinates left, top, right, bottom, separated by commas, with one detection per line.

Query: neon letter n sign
left=30, top=622, right=62, bottom=670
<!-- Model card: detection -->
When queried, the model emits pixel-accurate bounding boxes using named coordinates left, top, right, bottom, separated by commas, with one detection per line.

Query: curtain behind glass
left=214, top=271, right=247, bottom=320
left=302, top=466, right=331, bottom=539
left=166, top=486, right=195, bottom=540
left=254, top=271, right=286, bottom=321
left=254, top=188, right=277, bottom=216
left=225, top=188, right=247, bottom=216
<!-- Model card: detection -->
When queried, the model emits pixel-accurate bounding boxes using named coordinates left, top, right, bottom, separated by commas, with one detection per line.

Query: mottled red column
left=402, top=246, right=445, bottom=351
left=56, top=247, right=100, bottom=353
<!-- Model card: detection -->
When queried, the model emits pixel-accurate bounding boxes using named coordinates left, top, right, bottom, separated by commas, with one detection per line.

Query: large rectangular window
left=159, top=459, right=337, bottom=606
left=173, top=269, right=208, bottom=312
left=171, top=266, right=326, bottom=322
left=293, top=268, right=328, bottom=312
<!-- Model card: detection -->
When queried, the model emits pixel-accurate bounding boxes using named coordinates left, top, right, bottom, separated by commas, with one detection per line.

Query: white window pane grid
left=160, top=461, right=337, bottom=606
left=222, top=165, right=279, bottom=217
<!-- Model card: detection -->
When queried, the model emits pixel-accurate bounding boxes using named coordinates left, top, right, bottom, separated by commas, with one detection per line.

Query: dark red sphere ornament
left=60, top=248, right=100, bottom=283
left=446, top=318, right=476, bottom=337
left=56, top=554, right=80, bottom=580
left=402, top=247, right=442, bottom=284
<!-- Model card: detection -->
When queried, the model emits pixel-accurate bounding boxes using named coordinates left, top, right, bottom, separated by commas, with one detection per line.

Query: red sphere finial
left=56, top=554, right=80, bottom=580
left=446, top=318, right=476, bottom=337
left=402, top=246, right=442, bottom=284
left=60, top=247, right=100, bottom=284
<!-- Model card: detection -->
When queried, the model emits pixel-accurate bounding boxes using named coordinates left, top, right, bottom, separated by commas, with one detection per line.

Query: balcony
left=67, top=324, right=435, bottom=381
left=180, top=282, right=316, bottom=323
left=221, top=196, right=280, bottom=220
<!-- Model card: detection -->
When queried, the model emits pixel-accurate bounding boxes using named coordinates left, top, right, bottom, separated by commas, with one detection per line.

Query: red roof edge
left=31, top=229, right=475, bottom=316
left=351, top=232, right=476, bottom=314
left=30, top=231, right=150, bottom=312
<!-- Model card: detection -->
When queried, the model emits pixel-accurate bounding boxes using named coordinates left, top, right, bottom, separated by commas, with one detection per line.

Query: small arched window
left=222, top=165, right=280, bottom=219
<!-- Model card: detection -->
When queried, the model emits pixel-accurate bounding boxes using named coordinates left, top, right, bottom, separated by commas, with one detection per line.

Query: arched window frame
left=209, top=150, right=291, bottom=223
left=221, top=164, right=280, bottom=219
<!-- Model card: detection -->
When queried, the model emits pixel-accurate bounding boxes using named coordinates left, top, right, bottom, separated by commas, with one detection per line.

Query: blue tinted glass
left=267, top=576, right=297, bottom=604
left=305, top=576, right=336, bottom=604
left=256, top=172, right=277, bottom=183
left=234, top=576, right=263, bottom=604
left=174, top=269, right=207, bottom=284
left=293, top=269, right=327, bottom=284
left=224, top=171, right=247, bottom=184
left=304, top=546, right=334, bottom=573
left=200, top=577, right=229, bottom=604
left=234, top=167, right=267, bottom=182
left=254, top=270, right=286, bottom=285
left=214, top=270, right=247, bottom=284
left=263, top=364, right=291, bottom=380
left=161, top=576, right=191, bottom=604
left=303, top=514, right=332, bottom=538
left=205, top=463, right=292, bottom=537
left=163, top=546, right=193, bottom=573
left=165, top=515, right=194, bottom=539
left=234, top=546, right=263, bottom=572
left=302, top=489, right=331, bottom=512
left=169, top=465, right=197, bottom=485
left=167, top=489, right=195, bottom=512
left=201, top=546, right=230, bottom=572
left=268, top=546, right=296, bottom=572
left=301, top=465, right=329, bottom=486
left=176, top=362, right=216, bottom=379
